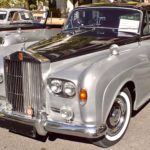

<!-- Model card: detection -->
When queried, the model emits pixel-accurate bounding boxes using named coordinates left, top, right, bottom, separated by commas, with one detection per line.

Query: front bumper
left=0, top=111, right=107, bottom=139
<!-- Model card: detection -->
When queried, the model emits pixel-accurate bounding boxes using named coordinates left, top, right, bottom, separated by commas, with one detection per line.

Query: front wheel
left=93, top=88, right=132, bottom=148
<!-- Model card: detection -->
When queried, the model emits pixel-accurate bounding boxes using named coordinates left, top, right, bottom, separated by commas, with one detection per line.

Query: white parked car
left=0, top=8, right=61, bottom=46
left=0, top=8, right=34, bottom=24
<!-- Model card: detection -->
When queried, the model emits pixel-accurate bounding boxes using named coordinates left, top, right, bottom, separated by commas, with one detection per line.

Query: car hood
left=27, top=30, right=138, bottom=62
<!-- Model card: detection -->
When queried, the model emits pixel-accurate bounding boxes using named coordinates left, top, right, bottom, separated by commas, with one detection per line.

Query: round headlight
left=50, top=80, right=62, bottom=94
left=63, top=82, right=76, bottom=97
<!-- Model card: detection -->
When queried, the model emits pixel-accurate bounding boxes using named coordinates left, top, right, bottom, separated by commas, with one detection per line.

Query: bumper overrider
left=0, top=103, right=106, bottom=139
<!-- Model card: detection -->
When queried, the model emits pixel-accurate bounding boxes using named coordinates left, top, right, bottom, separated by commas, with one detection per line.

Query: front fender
left=80, top=63, right=135, bottom=125
left=80, top=51, right=142, bottom=125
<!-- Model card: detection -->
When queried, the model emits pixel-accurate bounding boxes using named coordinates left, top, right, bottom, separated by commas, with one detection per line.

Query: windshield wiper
left=63, top=25, right=94, bottom=34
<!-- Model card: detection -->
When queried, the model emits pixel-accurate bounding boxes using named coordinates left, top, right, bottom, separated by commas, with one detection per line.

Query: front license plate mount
left=9, top=120, right=36, bottom=138
left=0, top=118, right=36, bottom=138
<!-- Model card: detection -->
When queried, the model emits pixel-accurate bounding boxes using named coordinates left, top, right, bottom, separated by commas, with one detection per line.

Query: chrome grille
left=4, top=59, right=43, bottom=116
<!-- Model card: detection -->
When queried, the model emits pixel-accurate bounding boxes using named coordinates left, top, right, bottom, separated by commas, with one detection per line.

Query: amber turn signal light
left=18, top=52, right=23, bottom=61
left=79, top=89, right=87, bottom=102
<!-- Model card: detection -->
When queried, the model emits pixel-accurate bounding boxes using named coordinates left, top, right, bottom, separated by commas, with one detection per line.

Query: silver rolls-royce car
left=0, top=2, right=149, bottom=148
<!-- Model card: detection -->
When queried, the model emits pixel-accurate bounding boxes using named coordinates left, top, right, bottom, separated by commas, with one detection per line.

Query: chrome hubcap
left=107, top=97, right=127, bottom=136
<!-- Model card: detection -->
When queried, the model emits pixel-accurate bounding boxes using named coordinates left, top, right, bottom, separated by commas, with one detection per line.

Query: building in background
left=1, top=0, right=146, bottom=18
left=50, top=0, right=115, bottom=17
left=48, top=0, right=93, bottom=17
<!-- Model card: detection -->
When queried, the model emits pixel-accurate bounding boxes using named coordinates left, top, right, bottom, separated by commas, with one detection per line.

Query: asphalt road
left=0, top=103, right=149, bottom=150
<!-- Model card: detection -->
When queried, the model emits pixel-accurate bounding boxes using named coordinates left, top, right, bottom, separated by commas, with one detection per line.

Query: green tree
left=0, top=0, right=11, bottom=8
left=0, top=0, right=31, bottom=9
left=25, top=0, right=30, bottom=9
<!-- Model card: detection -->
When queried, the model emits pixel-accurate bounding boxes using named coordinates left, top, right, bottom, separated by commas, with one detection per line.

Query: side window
left=8, top=11, right=15, bottom=21
left=12, top=12, right=20, bottom=22
left=8, top=11, right=20, bottom=22
left=143, top=11, right=150, bottom=35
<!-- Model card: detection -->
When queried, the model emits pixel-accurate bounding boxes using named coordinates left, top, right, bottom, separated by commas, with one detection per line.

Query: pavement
left=0, top=102, right=149, bottom=150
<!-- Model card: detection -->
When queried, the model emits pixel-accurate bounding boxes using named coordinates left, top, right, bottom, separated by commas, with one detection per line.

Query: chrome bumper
left=44, top=120, right=106, bottom=138
left=0, top=112, right=107, bottom=139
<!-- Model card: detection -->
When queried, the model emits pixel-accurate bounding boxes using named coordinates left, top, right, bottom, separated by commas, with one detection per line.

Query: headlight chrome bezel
left=47, top=78, right=76, bottom=98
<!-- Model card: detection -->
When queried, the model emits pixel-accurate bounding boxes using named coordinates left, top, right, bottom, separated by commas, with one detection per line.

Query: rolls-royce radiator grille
left=4, top=59, right=43, bottom=116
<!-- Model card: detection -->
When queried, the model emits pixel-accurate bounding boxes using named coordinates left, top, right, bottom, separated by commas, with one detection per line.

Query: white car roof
left=0, top=8, right=30, bottom=12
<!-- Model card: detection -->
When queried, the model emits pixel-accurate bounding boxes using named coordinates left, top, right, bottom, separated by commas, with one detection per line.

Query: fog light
left=60, top=106, right=74, bottom=121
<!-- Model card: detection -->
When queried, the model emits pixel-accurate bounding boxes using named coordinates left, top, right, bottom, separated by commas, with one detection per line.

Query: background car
left=0, top=8, right=62, bottom=46
left=0, top=8, right=34, bottom=24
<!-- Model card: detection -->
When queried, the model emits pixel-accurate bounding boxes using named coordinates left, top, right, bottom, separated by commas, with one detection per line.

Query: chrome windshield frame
left=63, top=7, right=143, bottom=35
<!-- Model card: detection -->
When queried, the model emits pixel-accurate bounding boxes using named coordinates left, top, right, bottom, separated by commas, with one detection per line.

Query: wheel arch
left=101, top=79, right=136, bottom=124
left=121, top=81, right=136, bottom=113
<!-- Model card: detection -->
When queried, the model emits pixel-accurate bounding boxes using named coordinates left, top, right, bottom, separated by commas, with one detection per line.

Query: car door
left=134, top=8, right=150, bottom=109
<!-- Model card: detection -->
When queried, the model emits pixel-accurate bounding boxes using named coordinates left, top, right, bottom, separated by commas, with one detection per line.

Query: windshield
left=64, top=7, right=141, bottom=36
left=0, top=11, right=7, bottom=20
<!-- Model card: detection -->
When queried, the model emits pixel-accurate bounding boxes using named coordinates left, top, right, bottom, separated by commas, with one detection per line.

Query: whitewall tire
left=93, top=88, right=132, bottom=148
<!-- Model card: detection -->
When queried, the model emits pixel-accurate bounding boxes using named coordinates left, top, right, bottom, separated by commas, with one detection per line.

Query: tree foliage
left=0, top=0, right=11, bottom=8
left=0, top=0, right=30, bottom=8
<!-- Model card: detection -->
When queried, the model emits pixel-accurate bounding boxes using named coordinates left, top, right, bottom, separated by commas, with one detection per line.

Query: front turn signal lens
left=79, top=89, right=87, bottom=104
left=18, top=52, right=23, bottom=61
